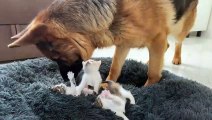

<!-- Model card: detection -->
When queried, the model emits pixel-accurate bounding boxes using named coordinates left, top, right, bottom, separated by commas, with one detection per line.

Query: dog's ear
left=8, top=23, right=47, bottom=48
left=11, top=26, right=29, bottom=40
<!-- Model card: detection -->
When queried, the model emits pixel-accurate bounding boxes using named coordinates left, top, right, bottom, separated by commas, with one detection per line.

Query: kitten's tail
left=120, top=87, right=135, bottom=104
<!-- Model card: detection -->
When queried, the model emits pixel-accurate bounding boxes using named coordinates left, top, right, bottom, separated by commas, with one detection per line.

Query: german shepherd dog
left=8, top=0, right=198, bottom=86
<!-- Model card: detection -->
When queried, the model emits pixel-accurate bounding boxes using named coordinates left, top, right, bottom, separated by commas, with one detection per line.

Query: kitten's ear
left=82, top=61, right=89, bottom=66
left=82, top=61, right=87, bottom=65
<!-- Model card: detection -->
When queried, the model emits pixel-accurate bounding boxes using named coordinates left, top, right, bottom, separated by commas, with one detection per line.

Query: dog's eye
left=37, top=41, right=56, bottom=54
left=47, top=43, right=55, bottom=52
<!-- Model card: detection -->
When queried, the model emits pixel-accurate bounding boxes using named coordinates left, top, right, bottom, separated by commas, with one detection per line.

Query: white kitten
left=52, top=59, right=102, bottom=96
left=76, top=59, right=102, bottom=96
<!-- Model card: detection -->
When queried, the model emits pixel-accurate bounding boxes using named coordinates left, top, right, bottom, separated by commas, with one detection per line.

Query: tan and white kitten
left=94, top=81, right=135, bottom=120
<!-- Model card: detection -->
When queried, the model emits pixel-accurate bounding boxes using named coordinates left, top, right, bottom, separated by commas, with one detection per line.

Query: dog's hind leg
left=172, top=5, right=197, bottom=65
left=172, top=37, right=183, bottom=65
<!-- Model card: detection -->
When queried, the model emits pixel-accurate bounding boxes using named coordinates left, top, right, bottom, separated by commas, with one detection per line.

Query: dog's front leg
left=107, top=46, right=130, bottom=81
left=145, top=33, right=167, bottom=86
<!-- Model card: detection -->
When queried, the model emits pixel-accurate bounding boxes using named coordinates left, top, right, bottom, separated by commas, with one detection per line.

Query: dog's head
left=8, top=10, right=95, bottom=81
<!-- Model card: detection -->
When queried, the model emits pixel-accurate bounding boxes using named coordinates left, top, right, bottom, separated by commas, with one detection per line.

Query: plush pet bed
left=0, top=58, right=212, bottom=120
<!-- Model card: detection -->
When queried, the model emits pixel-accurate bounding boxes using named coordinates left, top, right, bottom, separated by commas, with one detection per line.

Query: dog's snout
left=56, top=59, right=83, bottom=82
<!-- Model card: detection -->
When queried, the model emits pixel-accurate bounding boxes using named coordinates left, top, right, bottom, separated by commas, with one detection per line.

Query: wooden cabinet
left=0, top=25, right=42, bottom=61
left=0, top=0, right=53, bottom=62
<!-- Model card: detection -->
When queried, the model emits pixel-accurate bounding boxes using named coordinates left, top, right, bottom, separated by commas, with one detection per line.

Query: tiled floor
left=92, top=36, right=212, bottom=88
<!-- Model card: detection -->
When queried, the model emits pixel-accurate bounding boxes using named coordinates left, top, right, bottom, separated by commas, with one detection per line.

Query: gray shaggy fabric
left=0, top=57, right=212, bottom=120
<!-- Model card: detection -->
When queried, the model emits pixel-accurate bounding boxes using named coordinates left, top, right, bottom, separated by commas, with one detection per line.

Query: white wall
left=203, top=11, right=212, bottom=39
left=191, top=0, right=212, bottom=31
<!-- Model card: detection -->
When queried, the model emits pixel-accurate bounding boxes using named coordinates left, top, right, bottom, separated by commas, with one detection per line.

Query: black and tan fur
left=8, top=0, right=198, bottom=86
left=95, top=81, right=121, bottom=108
left=100, top=81, right=121, bottom=96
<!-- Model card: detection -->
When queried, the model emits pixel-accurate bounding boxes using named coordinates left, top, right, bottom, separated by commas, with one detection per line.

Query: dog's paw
left=144, top=78, right=160, bottom=86
left=51, top=83, right=67, bottom=94
left=172, top=57, right=181, bottom=65
left=83, top=88, right=95, bottom=96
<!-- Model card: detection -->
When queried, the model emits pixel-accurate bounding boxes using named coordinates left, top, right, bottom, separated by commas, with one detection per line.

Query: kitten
left=52, top=59, right=102, bottom=96
left=75, top=59, right=102, bottom=96
left=94, top=81, right=135, bottom=120
left=100, top=81, right=135, bottom=104
left=51, top=72, right=77, bottom=95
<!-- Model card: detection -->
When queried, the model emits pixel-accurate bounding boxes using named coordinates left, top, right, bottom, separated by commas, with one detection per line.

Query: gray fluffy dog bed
left=0, top=57, right=212, bottom=120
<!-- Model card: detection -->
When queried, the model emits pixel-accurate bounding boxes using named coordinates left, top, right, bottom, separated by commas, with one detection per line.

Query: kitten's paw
left=51, top=83, right=67, bottom=94
left=75, top=92, right=81, bottom=97
left=130, top=98, right=136, bottom=104
left=83, top=88, right=95, bottom=96
left=67, top=72, right=75, bottom=80
left=82, top=88, right=89, bottom=96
